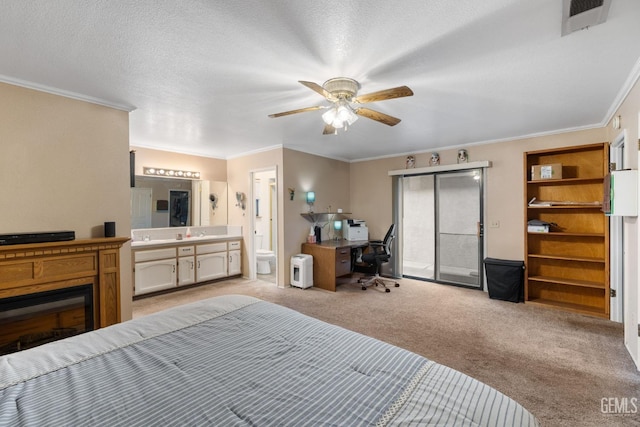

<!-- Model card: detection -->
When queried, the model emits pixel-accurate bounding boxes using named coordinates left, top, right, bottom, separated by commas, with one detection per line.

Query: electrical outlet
left=489, top=220, right=500, bottom=228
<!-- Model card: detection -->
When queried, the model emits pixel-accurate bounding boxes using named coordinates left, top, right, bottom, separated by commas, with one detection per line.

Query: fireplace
left=0, top=237, right=129, bottom=355
left=0, top=284, right=94, bottom=355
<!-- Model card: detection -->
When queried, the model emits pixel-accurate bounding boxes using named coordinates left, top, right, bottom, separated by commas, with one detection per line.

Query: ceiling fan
left=268, top=78, right=413, bottom=135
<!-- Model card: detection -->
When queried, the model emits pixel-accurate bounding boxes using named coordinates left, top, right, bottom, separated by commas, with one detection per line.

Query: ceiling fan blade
left=323, top=124, right=337, bottom=135
left=268, top=105, right=324, bottom=118
left=353, top=86, right=413, bottom=104
left=355, top=108, right=402, bottom=126
left=299, top=81, right=330, bottom=98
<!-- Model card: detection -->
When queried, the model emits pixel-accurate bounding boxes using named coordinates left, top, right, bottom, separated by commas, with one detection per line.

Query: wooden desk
left=301, top=240, right=369, bottom=291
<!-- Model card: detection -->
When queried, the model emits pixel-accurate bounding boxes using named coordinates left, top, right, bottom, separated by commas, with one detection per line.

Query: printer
left=342, top=219, right=368, bottom=241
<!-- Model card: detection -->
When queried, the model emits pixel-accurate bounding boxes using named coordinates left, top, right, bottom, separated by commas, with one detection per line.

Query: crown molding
left=0, top=74, right=136, bottom=112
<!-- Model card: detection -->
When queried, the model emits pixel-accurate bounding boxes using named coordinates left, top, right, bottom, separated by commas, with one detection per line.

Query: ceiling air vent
left=562, top=0, right=611, bottom=36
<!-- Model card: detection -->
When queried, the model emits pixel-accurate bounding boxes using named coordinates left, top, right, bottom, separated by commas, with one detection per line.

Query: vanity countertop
left=131, top=234, right=242, bottom=249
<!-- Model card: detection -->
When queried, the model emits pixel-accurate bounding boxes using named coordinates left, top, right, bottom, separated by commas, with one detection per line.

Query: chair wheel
left=362, top=286, right=367, bottom=291
left=385, top=288, right=390, bottom=293
left=395, top=283, right=400, bottom=287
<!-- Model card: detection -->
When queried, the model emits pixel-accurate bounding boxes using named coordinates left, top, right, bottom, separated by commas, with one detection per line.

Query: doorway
left=401, top=169, right=483, bottom=288
left=169, top=190, right=190, bottom=227
left=131, top=187, right=152, bottom=229
left=610, top=131, right=625, bottom=322
left=251, top=168, right=278, bottom=284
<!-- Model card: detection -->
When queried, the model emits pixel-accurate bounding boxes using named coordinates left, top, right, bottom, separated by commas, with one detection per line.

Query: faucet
left=198, top=231, right=206, bottom=237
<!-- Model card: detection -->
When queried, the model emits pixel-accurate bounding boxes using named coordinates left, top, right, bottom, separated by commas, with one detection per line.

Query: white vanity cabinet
left=228, top=240, right=242, bottom=276
left=134, top=247, right=177, bottom=295
left=196, top=242, right=228, bottom=282
left=133, top=237, right=242, bottom=296
left=177, top=246, right=196, bottom=286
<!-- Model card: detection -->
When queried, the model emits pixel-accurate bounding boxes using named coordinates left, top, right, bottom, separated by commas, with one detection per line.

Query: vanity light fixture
left=143, top=167, right=201, bottom=179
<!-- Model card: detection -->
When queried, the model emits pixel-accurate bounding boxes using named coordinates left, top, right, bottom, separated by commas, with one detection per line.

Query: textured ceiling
left=1, top=1, right=639, bottom=161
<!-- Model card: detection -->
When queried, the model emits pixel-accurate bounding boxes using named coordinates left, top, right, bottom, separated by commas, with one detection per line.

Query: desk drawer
left=335, top=247, right=351, bottom=277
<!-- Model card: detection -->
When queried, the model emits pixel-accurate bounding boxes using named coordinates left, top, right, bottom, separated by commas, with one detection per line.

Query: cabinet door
left=197, top=252, right=227, bottom=281
left=178, top=256, right=196, bottom=286
left=228, top=250, right=241, bottom=276
left=134, top=259, right=177, bottom=295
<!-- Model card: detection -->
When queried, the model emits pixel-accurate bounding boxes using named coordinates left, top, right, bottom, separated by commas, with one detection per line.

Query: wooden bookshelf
left=524, top=143, right=609, bottom=318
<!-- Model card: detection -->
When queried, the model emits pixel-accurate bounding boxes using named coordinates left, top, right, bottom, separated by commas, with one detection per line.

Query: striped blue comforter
left=0, top=295, right=538, bottom=426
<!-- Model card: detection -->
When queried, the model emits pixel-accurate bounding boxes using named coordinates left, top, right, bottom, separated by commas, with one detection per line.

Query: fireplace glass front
left=0, top=284, right=94, bottom=355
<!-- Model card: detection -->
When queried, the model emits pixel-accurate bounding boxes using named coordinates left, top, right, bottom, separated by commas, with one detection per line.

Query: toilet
left=255, top=234, right=276, bottom=274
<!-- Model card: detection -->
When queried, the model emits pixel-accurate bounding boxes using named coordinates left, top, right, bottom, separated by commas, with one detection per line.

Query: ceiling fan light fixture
left=269, top=78, right=412, bottom=134
left=322, top=107, right=337, bottom=125
left=323, top=101, right=358, bottom=130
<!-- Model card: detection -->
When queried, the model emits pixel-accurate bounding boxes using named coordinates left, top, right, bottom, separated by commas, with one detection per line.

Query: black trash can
left=484, top=258, right=525, bottom=303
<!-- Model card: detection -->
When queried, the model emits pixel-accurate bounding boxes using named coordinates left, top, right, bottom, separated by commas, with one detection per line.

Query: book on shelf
left=527, top=219, right=557, bottom=233
left=528, top=197, right=601, bottom=207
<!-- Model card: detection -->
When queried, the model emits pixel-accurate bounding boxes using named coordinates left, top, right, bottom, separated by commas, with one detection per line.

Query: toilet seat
left=256, top=249, right=275, bottom=274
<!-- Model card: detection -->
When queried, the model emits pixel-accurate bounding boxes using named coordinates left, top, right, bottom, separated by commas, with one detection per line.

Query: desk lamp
left=333, top=220, right=342, bottom=240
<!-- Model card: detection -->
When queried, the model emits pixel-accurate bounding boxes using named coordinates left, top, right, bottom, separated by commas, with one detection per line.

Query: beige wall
left=283, top=149, right=351, bottom=284
left=131, top=146, right=227, bottom=182
left=350, top=129, right=608, bottom=259
left=223, top=147, right=350, bottom=287
left=0, top=82, right=133, bottom=320
left=227, top=148, right=284, bottom=282
left=604, top=78, right=640, bottom=364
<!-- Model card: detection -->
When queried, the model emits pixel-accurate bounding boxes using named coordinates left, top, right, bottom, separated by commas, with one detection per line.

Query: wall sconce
left=143, top=167, right=201, bottom=179
left=235, top=192, right=246, bottom=210
left=288, top=187, right=295, bottom=201
left=209, top=193, right=218, bottom=210
left=306, top=191, right=315, bottom=212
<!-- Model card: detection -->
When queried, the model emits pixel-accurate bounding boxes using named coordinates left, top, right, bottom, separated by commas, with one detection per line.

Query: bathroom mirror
left=131, top=176, right=228, bottom=229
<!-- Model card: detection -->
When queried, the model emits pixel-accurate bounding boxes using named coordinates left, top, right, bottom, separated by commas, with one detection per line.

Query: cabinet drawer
left=197, top=242, right=227, bottom=254
left=228, top=241, right=241, bottom=250
left=177, top=246, right=195, bottom=256
left=335, top=248, right=351, bottom=277
left=134, top=248, right=176, bottom=262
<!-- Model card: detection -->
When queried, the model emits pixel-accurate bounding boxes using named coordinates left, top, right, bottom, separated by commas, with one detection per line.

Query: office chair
left=358, top=224, right=400, bottom=292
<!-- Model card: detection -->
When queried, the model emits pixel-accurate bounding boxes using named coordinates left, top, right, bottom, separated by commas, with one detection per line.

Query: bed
left=0, top=295, right=539, bottom=426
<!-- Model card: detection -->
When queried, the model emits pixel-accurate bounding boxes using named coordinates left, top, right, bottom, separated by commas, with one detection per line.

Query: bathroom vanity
left=131, top=226, right=242, bottom=296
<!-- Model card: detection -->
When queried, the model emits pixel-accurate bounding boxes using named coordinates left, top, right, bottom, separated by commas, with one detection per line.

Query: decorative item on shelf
left=405, top=155, right=415, bottom=169
left=457, top=149, right=469, bottom=164
left=307, top=226, right=316, bottom=243
left=143, top=167, right=200, bottom=179
left=235, top=192, right=246, bottom=210
left=430, top=152, right=440, bottom=166
left=288, top=187, right=295, bottom=201
left=306, top=191, right=315, bottom=212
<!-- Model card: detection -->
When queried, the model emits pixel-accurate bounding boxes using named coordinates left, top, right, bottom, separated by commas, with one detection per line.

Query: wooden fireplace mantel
left=0, top=237, right=129, bottom=328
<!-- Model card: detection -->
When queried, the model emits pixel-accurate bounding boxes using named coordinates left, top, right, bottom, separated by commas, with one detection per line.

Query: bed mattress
left=0, top=295, right=538, bottom=426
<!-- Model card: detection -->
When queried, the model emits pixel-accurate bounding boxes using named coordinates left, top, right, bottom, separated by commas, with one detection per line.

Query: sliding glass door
left=402, top=175, right=436, bottom=280
left=401, top=169, right=483, bottom=288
